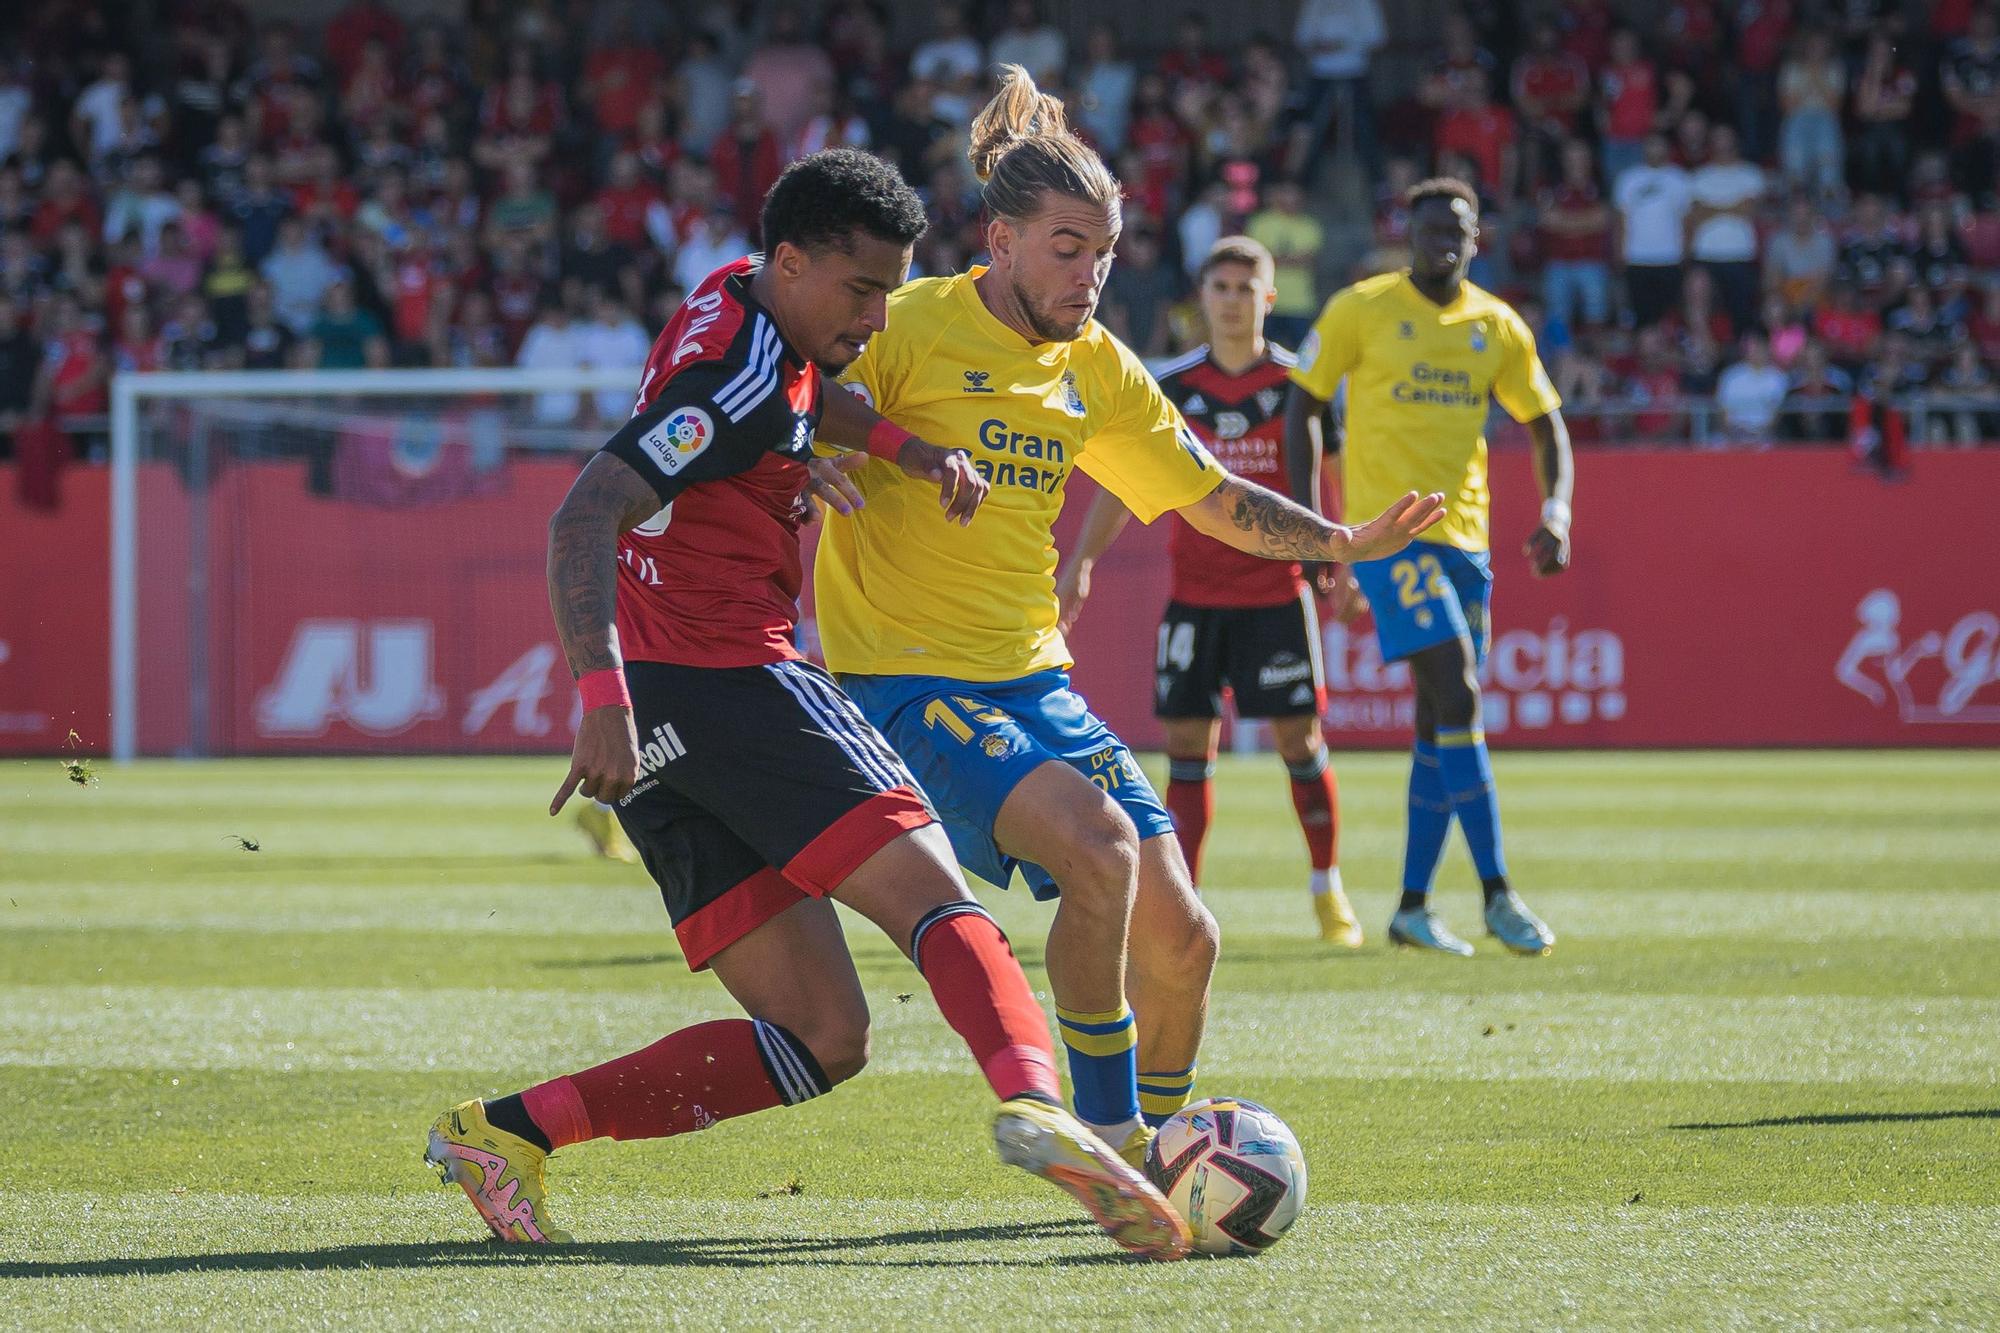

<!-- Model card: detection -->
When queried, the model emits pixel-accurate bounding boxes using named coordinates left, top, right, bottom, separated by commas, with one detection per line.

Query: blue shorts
left=839, top=670, right=1173, bottom=900
left=1351, top=543, right=1494, bottom=667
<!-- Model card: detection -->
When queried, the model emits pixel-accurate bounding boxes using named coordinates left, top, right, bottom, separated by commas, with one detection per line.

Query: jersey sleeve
left=1074, top=336, right=1224, bottom=525
left=1288, top=288, right=1363, bottom=402
left=1492, top=308, right=1564, bottom=423
left=602, top=361, right=774, bottom=505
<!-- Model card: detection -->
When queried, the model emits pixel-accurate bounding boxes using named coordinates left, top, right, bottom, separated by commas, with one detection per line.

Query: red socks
left=513, top=902, right=1061, bottom=1153
left=520, top=1018, right=826, bottom=1149
left=1165, top=757, right=1216, bottom=885
left=910, top=902, right=1061, bottom=1103
left=1287, top=747, right=1340, bottom=871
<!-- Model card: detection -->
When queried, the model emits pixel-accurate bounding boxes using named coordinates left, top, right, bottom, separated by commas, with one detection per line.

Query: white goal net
left=109, top=368, right=639, bottom=759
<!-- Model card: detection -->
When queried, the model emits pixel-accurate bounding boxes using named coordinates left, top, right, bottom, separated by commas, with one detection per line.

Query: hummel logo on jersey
left=1183, top=393, right=1208, bottom=415
left=963, top=370, right=994, bottom=393
left=1399, top=321, right=1416, bottom=339
left=635, top=722, right=688, bottom=779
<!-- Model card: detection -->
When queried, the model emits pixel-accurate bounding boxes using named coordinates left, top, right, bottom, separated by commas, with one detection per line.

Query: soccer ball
left=1144, top=1097, right=1307, bottom=1256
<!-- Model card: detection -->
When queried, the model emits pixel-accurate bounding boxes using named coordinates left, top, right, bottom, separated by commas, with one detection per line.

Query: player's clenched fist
left=551, top=705, right=642, bottom=815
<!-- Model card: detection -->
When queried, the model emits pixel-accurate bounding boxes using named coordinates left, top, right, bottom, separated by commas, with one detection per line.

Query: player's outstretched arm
left=1053, top=487, right=1135, bottom=636
left=1523, top=410, right=1574, bottom=577
left=1180, top=475, right=1445, bottom=567
left=816, top=371, right=989, bottom=524
left=546, top=452, right=660, bottom=815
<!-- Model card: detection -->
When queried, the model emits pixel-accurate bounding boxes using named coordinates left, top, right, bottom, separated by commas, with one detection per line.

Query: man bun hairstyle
left=1407, top=176, right=1481, bottom=216
left=760, top=147, right=928, bottom=255
left=967, top=64, right=1120, bottom=221
left=1199, top=235, right=1275, bottom=284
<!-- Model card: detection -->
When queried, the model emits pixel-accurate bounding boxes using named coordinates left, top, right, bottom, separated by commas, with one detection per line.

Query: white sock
left=1084, top=1114, right=1144, bottom=1146
left=1310, top=867, right=1342, bottom=897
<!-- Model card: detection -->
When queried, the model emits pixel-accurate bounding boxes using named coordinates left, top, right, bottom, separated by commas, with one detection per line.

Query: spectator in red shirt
left=1815, top=283, right=1884, bottom=369
left=1514, top=23, right=1591, bottom=194
left=1557, top=0, right=1615, bottom=68
left=1624, top=325, right=1687, bottom=439
left=1125, top=72, right=1191, bottom=221
left=1731, top=0, right=1794, bottom=164
left=1596, top=29, right=1658, bottom=187
left=595, top=150, right=661, bottom=251
left=1159, top=13, right=1231, bottom=89
left=32, top=294, right=107, bottom=425
left=1435, top=79, right=1518, bottom=208
left=1539, top=139, right=1613, bottom=329
left=324, top=0, right=406, bottom=85
left=29, top=160, right=99, bottom=244
left=708, top=82, right=782, bottom=236
left=340, top=38, right=401, bottom=138
left=580, top=13, right=666, bottom=143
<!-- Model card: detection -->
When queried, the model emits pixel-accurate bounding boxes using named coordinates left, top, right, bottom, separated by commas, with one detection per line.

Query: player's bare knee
left=799, top=1014, right=872, bottom=1085
left=1061, top=806, right=1142, bottom=919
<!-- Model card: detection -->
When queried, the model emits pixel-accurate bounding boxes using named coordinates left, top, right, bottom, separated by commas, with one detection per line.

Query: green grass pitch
left=4, top=751, right=1997, bottom=1329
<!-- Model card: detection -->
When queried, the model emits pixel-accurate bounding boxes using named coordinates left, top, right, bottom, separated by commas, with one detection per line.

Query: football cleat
left=1109, top=1120, right=1157, bottom=1172
left=993, top=1096, right=1191, bottom=1261
left=426, top=1099, right=572, bottom=1243
left=1313, top=886, right=1364, bottom=948
left=1484, top=889, right=1555, bottom=956
left=575, top=800, right=638, bottom=863
left=1388, top=906, right=1475, bottom=957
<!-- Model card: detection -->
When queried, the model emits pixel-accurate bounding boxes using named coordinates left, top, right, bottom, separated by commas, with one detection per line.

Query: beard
left=1014, top=277, right=1094, bottom=342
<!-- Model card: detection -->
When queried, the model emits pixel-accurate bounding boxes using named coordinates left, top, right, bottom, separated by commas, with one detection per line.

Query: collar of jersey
left=728, top=258, right=809, bottom=369
left=957, top=265, right=1073, bottom=362
left=1395, top=271, right=1482, bottom=324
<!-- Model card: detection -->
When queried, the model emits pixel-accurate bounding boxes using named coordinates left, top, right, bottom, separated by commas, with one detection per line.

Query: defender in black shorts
left=422, top=150, right=1189, bottom=1261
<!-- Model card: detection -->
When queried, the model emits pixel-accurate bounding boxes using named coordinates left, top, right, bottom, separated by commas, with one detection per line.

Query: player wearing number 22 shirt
left=1285, top=175, right=1576, bottom=959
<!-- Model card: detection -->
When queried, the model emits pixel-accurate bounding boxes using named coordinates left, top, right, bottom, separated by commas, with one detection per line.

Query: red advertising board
left=2, top=449, right=1997, bottom=756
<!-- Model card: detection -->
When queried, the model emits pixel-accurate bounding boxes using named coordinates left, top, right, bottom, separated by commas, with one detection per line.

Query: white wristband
left=1541, top=498, right=1572, bottom=530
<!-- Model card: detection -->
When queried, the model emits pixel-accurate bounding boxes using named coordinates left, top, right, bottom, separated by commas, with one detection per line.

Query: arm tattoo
left=547, top=453, right=662, bottom=680
left=1221, top=475, right=1339, bottom=560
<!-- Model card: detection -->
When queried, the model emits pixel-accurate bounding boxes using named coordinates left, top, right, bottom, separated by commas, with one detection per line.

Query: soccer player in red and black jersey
left=425, top=149, right=1189, bottom=1260
left=1057, top=237, right=1362, bottom=947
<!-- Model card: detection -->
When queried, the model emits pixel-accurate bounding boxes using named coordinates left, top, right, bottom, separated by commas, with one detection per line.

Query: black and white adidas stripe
left=765, top=661, right=916, bottom=795
left=753, top=1019, right=830, bottom=1106
left=714, top=315, right=781, bottom=422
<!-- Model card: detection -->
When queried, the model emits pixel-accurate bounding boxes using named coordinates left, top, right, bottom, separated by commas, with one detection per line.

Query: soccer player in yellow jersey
left=1285, top=177, right=1575, bottom=958
left=810, top=67, right=1444, bottom=1159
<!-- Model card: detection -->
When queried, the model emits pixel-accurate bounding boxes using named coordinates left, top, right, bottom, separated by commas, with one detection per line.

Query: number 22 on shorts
left=1390, top=552, right=1451, bottom=609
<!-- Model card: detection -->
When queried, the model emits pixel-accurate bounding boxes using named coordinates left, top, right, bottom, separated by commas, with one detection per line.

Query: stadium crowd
left=2, top=0, right=1999, bottom=468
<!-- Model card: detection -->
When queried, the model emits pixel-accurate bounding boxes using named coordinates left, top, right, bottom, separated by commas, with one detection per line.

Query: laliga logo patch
left=1060, top=371, right=1086, bottom=418
left=640, top=406, right=714, bottom=475
left=843, top=380, right=874, bottom=409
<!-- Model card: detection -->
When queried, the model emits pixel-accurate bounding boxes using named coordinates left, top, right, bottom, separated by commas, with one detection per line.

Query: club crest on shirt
left=639, top=406, right=714, bottom=475
left=1256, top=387, right=1283, bottom=416
left=1060, top=370, right=1086, bottom=417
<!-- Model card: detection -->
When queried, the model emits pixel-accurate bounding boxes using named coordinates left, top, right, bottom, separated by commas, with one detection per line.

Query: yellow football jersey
left=816, top=267, right=1224, bottom=681
left=1290, top=272, right=1561, bottom=552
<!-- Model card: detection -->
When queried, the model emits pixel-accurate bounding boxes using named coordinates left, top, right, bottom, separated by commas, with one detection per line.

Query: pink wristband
left=577, top=669, right=631, bottom=711
left=866, top=419, right=914, bottom=461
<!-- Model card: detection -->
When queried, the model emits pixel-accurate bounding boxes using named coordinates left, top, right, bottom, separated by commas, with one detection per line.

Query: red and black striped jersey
left=1154, top=343, right=1306, bottom=609
left=601, top=256, right=825, bottom=668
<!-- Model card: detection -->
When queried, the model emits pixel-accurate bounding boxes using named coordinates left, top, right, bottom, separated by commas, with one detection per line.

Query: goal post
left=108, top=367, right=641, bottom=761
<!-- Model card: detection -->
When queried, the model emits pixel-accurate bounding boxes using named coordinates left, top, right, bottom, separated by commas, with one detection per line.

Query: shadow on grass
left=0, top=1218, right=1136, bottom=1279
left=531, top=953, right=681, bottom=970
left=1670, top=1108, right=2000, bottom=1130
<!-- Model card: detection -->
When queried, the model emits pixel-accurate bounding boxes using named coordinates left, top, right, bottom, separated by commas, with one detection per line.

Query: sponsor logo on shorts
left=635, top=722, right=689, bottom=778
left=1257, top=653, right=1313, bottom=689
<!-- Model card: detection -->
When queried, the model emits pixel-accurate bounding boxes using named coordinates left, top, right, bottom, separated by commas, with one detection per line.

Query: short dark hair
left=1407, top=176, right=1481, bottom=217
left=759, top=148, right=927, bottom=256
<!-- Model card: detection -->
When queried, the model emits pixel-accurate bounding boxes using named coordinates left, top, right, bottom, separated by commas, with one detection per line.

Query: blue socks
left=1402, top=739, right=1455, bottom=898
left=1435, top=725, right=1508, bottom=883
left=1055, top=1002, right=1139, bottom=1131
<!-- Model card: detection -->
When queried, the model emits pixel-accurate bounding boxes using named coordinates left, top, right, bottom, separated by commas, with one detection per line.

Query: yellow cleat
left=993, top=1096, right=1191, bottom=1261
left=426, top=1100, right=573, bottom=1243
left=575, top=800, right=638, bottom=863
left=1314, top=887, right=1364, bottom=948
left=1110, top=1121, right=1156, bottom=1172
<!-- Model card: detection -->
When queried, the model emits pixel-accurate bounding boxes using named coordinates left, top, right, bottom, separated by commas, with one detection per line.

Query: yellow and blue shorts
left=1351, top=542, right=1493, bottom=666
